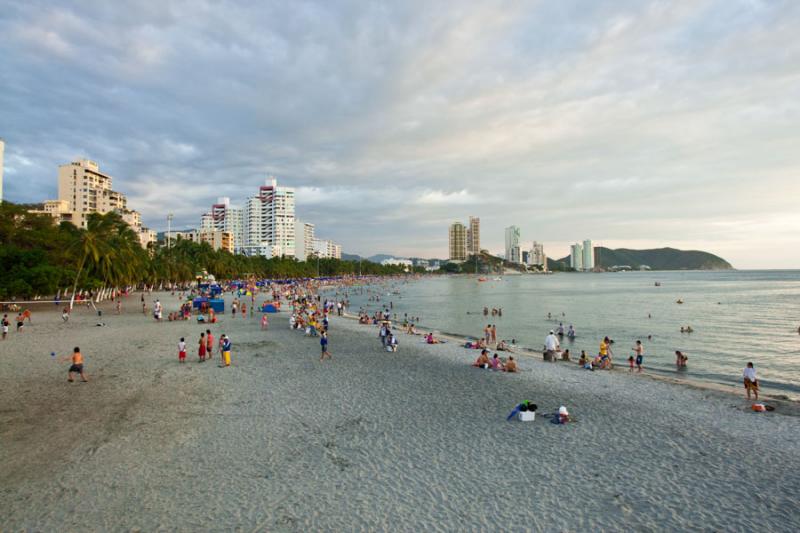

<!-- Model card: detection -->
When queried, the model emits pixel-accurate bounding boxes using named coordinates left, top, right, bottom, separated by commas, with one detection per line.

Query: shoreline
left=342, top=310, right=800, bottom=415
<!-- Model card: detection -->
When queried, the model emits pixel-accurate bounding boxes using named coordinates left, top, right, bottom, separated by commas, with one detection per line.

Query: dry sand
left=1, top=292, right=799, bottom=531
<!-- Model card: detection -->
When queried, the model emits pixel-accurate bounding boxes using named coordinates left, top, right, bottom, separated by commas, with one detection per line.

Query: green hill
left=548, top=247, right=733, bottom=271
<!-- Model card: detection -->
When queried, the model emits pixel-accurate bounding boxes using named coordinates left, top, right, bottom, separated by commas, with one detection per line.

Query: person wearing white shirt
left=544, top=330, right=560, bottom=362
left=743, top=362, right=759, bottom=400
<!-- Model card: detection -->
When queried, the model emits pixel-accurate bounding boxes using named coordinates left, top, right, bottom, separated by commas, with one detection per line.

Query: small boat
left=493, top=277, right=502, bottom=281
left=676, top=299, right=684, bottom=304
left=654, top=282, right=661, bottom=287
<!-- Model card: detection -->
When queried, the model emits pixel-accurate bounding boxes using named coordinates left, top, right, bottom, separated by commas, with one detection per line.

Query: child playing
left=198, top=332, right=207, bottom=362
left=178, top=337, right=187, bottom=363
left=320, top=331, right=331, bottom=361
left=628, top=355, right=635, bottom=372
left=67, top=347, right=88, bottom=382
left=261, top=315, right=269, bottom=330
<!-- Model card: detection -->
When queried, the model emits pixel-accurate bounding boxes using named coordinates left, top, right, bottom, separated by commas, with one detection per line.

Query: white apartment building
left=570, top=243, right=584, bottom=271
left=235, top=177, right=295, bottom=258
left=312, top=239, right=342, bottom=259
left=582, top=239, right=594, bottom=271
left=504, top=225, right=521, bottom=264
left=467, top=216, right=480, bottom=256
left=528, top=241, right=546, bottom=268
left=294, top=220, right=315, bottom=261
left=203, top=197, right=244, bottom=253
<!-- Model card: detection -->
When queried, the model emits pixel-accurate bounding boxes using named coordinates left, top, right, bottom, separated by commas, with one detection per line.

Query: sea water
left=342, top=270, right=800, bottom=398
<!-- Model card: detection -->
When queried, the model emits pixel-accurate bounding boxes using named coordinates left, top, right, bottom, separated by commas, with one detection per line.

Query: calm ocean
left=341, top=271, right=800, bottom=398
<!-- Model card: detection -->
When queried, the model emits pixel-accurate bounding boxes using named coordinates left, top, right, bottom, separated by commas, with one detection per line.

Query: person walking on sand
left=320, top=331, right=331, bottom=361
left=491, top=324, right=497, bottom=345
left=743, top=362, right=759, bottom=401
left=633, top=340, right=644, bottom=372
left=544, top=330, right=560, bottom=362
left=1, top=315, right=8, bottom=340
left=261, top=314, right=269, bottom=330
left=67, top=347, right=88, bottom=382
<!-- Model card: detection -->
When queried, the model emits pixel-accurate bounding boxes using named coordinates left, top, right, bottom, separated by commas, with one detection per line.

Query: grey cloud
left=1, top=0, right=799, bottom=267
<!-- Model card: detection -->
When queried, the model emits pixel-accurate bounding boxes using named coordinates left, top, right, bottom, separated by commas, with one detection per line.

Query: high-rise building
left=529, top=241, right=546, bottom=268
left=0, top=138, right=5, bottom=203
left=57, top=159, right=131, bottom=229
left=449, top=222, right=467, bottom=262
left=203, top=197, right=244, bottom=252
left=294, top=220, right=315, bottom=261
left=237, top=177, right=295, bottom=257
left=504, top=226, right=521, bottom=264
left=570, top=243, right=584, bottom=271
left=582, top=239, right=594, bottom=271
left=28, top=158, right=153, bottom=246
left=467, top=216, right=481, bottom=256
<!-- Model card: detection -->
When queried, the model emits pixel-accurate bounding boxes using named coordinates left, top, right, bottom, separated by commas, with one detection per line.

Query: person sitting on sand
left=473, top=349, right=491, bottom=368
left=561, top=349, right=571, bottom=362
left=490, top=353, right=503, bottom=370
left=496, top=340, right=511, bottom=351
left=578, top=350, right=592, bottom=370
left=425, top=332, right=440, bottom=344
left=504, top=356, right=518, bottom=373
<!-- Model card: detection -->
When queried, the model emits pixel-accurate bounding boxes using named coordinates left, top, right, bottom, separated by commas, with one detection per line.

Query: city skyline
left=2, top=2, right=800, bottom=268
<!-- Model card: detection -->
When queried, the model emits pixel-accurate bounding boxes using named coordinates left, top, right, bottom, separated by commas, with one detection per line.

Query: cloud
left=1, top=0, right=800, bottom=267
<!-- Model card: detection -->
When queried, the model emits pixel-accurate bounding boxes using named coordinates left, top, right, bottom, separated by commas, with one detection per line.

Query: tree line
left=0, top=202, right=409, bottom=299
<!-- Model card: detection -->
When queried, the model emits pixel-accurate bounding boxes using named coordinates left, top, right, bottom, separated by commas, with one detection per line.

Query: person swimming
left=567, top=325, right=575, bottom=338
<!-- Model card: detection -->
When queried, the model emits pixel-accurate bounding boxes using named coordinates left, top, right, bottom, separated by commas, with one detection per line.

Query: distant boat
left=654, top=282, right=661, bottom=287
left=676, top=299, right=684, bottom=304
left=493, top=277, right=503, bottom=281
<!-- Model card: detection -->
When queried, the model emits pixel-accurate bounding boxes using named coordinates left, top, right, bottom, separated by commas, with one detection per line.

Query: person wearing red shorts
left=178, top=337, right=187, bottom=363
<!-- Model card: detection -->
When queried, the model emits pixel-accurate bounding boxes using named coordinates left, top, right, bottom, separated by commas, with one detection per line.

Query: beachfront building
left=200, top=230, right=234, bottom=253
left=467, top=216, right=480, bottom=256
left=582, top=239, right=594, bottom=271
left=294, top=220, right=315, bottom=261
left=448, top=222, right=467, bottom=262
left=312, top=238, right=342, bottom=259
left=504, top=225, right=521, bottom=264
left=570, top=243, right=584, bottom=271
left=0, top=138, right=4, bottom=203
left=231, top=177, right=296, bottom=258
left=528, top=241, right=546, bottom=269
left=29, top=158, right=154, bottom=247
left=201, top=197, right=244, bottom=253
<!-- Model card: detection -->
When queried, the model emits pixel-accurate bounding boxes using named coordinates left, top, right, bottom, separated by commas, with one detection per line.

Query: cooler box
left=208, top=299, right=225, bottom=313
left=518, top=411, right=536, bottom=422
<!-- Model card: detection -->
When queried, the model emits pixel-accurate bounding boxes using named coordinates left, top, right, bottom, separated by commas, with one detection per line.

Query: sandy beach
left=2, top=292, right=799, bottom=531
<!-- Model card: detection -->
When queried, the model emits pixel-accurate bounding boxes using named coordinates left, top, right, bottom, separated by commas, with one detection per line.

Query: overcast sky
left=2, top=0, right=799, bottom=267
